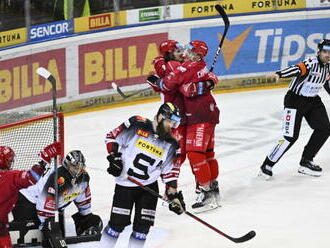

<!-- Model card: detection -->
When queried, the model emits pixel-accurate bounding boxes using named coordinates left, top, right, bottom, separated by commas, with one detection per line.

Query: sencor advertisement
left=0, top=28, right=27, bottom=48
left=74, top=11, right=127, bottom=33
left=0, top=49, right=66, bottom=111
left=29, top=20, right=73, bottom=42
left=191, top=18, right=330, bottom=76
left=183, top=0, right=306, bottom=18
left=78, top=33, right=167, bottom=94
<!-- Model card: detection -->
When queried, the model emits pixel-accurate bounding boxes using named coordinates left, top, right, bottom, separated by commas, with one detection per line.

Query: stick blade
left=37, top=67, right=51, bottom=79
left=36, top=67, right=56, bottom=86
left=233, top=230, right=256, bottom=243
left=111, top=82, right=118, bottom=90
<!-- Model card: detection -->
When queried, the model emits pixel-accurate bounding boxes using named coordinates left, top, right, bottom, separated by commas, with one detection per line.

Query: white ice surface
left=60, top=88, right=330, bottom=248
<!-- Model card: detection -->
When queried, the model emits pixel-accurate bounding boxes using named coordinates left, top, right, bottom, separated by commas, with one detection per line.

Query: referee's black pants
left=266, top=91, right=330, bottom=165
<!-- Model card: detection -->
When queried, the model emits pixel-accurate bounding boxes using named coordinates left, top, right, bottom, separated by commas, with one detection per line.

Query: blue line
left=1, top=7, right=330, bottom=52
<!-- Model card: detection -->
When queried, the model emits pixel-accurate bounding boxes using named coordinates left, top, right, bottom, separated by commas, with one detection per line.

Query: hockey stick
left=111, top=82, right=151, bottom=99
left=127, top=176, right=256, bottom=243
left=37, top=68, right=67, bottom=248
left=36, top=68, right=60, bottom=215
left=209, top=4, right=230, bottom=72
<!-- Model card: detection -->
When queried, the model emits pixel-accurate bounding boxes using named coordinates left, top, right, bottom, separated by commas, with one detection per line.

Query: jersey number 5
left=128, top=153, right=155, bottom=180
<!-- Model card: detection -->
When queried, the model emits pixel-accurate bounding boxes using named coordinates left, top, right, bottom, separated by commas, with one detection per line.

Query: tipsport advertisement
left=191, top=18, right=330, bottom=76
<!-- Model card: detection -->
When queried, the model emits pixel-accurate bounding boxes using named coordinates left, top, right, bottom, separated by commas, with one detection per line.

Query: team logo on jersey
left=135, top=139, right=164, bottom=158
left=57, top=176, right=65, bottom=185
left=63, top=191, right=81, bottom=202
left=137, top=129, right=149, bottom=138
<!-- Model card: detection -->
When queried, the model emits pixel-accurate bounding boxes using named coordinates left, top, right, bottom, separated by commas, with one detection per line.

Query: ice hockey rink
left=61, top=87, right=330, bottom=248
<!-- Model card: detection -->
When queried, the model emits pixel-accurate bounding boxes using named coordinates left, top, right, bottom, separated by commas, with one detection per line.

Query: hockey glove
left=72, top=212, right=103, bottom=236
left=39, top=142, right=62, bottom=164
left=146, top=75, right=163, bottom=91
left=167, top=191, right=186, bottom=215
left=28, top=163, right=47, bottom=183
left=107, top=152, right=123, bottom=177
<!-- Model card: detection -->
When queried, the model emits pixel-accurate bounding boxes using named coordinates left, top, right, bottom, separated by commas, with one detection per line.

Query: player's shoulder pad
left=127, top=116, right=153, bottom=132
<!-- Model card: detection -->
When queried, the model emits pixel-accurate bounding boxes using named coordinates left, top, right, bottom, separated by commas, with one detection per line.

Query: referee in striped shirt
left=259, top=39, right=330, bottom=179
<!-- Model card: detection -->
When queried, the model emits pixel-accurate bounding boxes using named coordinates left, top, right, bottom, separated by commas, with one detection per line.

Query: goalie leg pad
left=187, top=151, right=211, bottom=185
left=41, top=220, right=67, bottom=248
left=72, top=212, right=103, bottom=236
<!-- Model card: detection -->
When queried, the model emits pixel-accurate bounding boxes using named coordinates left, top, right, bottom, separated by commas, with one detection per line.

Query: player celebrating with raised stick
left=259, top=39, right=330, bottom=179
left=103, top=102, right=186, bottom=248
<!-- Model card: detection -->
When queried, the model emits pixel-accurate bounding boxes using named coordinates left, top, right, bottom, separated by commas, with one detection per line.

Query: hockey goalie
left=10, top=150, right=103, bottom=247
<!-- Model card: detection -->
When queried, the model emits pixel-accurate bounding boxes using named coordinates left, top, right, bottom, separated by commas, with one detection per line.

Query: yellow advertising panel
left=74, top=11, right=127, bottom=33
left=0, top=28, right=27, bottom=48
left=183, top=0, right=306, bottom=18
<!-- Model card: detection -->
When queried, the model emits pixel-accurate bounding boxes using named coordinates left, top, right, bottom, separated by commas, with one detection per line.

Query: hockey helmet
left=159, top=40, right=181, bottom=55
left=0, top=146, right=15, bottom=170
left=63, top=150, right=86, bottom=177
left=318, top=39, right=330, bottom=52
left=157, top=102, right=181, bottom=128
left=187, top=40, right=208, bottom=58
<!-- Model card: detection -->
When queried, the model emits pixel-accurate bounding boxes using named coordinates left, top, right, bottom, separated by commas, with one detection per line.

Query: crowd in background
left=0, top=0, right=212, bottom=32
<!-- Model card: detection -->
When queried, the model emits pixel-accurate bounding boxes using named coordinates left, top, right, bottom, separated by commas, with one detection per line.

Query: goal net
left=0, top=112, right=64, bottom=170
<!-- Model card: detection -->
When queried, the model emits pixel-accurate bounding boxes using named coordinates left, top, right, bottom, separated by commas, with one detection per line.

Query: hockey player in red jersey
left=0, top=143, right=61, bottom=248
left=161, top=40, right=221, bottom=212
left=147, top=40, right=187, bottom=167
left=147, top=40, right=218, bottom=183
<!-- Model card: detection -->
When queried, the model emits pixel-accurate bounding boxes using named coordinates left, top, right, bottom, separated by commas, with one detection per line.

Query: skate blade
left=258, top=170, right=272, bottom=180
left=192, top=203, right=219, bottom=214
left=298, top=167, right=322, bottom=177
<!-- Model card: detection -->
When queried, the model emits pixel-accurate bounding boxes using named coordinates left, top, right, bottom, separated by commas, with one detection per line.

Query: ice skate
left=298, top=157, right=322, bottom=177
left=258, top=164, right=273, bottom=180
left=191, top=189, right=218, bottom=213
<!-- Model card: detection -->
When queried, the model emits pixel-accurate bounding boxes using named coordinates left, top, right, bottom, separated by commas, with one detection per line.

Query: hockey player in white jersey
left=103, top=102, right=186, bottom=248
left=12, top=150, right=102, bottom=246
left=259, top=39, right=330, bottom=179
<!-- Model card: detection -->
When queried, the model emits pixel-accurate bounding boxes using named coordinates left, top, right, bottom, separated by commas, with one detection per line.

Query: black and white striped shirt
left=277, top=56, right=330, bottom=97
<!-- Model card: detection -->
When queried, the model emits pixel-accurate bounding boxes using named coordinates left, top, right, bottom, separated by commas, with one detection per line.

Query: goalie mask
left=0, top=146, right=15, bottom=170
left=63, top=150, right=86, bottom=178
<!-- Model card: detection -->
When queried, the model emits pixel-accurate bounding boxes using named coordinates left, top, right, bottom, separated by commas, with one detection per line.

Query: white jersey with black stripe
left=105, top=116, right=179, bottom=187
left=278, top=56, right=330, bottom=97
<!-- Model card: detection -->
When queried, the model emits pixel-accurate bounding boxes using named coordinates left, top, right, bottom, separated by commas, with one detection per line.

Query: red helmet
left=0, top=146, right=15, bottom=170
left=159, top=40, right=179, bottom=55
left=189, top=40, right=208, bottom=58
